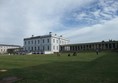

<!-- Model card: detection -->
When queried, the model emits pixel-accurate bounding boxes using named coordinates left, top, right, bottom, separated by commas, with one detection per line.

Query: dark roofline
left=24, top=35, right=51, bottom=40
left=24, top=35, right=69, bottom=41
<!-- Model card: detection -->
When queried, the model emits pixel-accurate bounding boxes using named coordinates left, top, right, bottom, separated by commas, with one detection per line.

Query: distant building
left=23, top=32, right=69, bottom=54
left=60, top=40, right=118, bottom=52
left=0, top=44, right=21, bottom=54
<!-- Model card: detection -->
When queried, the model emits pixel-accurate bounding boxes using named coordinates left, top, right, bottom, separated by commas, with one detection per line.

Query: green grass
left=0, top=52, right=118, bottom=83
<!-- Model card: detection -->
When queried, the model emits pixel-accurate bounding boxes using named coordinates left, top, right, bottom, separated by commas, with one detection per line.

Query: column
left=94, top=44, right=96, bottom=50
left=115, top=43, right=117, bottom=49
left=108, top=43, right=110, bottom=49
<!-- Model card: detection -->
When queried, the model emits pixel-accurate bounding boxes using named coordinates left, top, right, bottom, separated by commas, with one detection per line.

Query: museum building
left=23, top=32, right=69, bottom=54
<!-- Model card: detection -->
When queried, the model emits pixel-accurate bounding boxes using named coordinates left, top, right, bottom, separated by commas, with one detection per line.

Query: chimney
left=60, top=35, right=62, bottom=37
left=32, top=35, right=34, bottom=37
left=49, top=32, right=52, bottom=35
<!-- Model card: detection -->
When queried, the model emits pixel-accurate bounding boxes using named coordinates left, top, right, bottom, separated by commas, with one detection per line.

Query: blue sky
left=0, top=0, right=118, bottom=45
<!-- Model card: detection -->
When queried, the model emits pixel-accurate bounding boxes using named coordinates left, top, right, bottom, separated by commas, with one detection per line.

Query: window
left=43, top=46, right=45, bottom=50
left=60, top=41, right=61, bottom=44
left=38, top=46, right=40, bottom=50
left=35, top=40, right=36, bottom=44
left=28, top=47, right=30, bottom=50
left=25, top=47, right=26, bottom=51
left=57, top=40, right=58, bottom=43
left=43, top=39, right=45, bottom=43
left=31, top=47, right=33, bottom=51
left=62, top=41, right=63, bottom=44
left=35, top=47, right=36, bottom=50
left=48, top=46, right=50, bottom=50
left=28, top=41, right=30, bottom=44
left=47, top=39, right=49, bottom=43
left=25, top=41, right=26, bottom=45
left=53, top=46, right=55, bottom=50
left=32, top=40, right=33, bottom=44
left=38, top=40, right=40, bottom=43
left=53, top=39, right=55, bottom=43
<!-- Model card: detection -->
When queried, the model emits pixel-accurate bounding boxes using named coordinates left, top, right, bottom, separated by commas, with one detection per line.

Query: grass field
left=0, top=52, right=118, bottom=83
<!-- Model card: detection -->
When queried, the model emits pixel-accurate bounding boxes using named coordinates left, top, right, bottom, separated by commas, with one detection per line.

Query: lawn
left=0, top=52, right=118, bottom=83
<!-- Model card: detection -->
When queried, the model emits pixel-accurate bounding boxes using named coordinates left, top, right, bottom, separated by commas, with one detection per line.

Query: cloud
left=62, top=0, right=118, bottom=27
left=0, top=0, right=94, bottom=45
left=0, top=0, right=118, bottom=45
left=59, top=17, right=118, bottom=43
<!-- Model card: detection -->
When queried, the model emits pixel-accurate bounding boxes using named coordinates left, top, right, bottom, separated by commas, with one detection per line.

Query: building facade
left=23, top=32, right=69, bottom=54
left=60, top=40, right=118, bottom=52
left=0, top=44, right=21, bottom=54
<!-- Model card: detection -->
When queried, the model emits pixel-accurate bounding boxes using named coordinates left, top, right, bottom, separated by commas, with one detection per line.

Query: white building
left=23, top=32, right=69, bottom=54
left=0, top=44, right=20, bottom=54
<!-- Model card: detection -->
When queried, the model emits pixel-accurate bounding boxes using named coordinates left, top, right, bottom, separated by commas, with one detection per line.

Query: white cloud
left=60, top=17, right=118, bottom=43
left=0, top=0, right=94, bottom=45
left=72, top=0, right=118, bottom=25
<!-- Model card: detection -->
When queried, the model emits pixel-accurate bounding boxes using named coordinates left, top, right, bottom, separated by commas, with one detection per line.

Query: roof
left=24, top=34, right=69, bottom=41
left=24, top=35, right=51, bottom=40
left=0, top=44, right=21, bottom=47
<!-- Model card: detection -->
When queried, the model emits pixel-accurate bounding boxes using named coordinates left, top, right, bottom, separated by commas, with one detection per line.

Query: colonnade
left=60, top=41, right=118, bottom=52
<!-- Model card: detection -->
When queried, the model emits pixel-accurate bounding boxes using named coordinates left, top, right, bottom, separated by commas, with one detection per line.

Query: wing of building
left=23, top=32, right=69, bottom=54
left=60, top=40, right=118, bottom=52
left=0, top=44, right=21, bottom=54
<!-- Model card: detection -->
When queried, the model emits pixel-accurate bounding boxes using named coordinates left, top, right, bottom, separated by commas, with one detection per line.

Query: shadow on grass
left=0, top=52, right=118, bottom=83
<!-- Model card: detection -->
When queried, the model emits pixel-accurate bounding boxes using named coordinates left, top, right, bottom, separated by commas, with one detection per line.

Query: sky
left=0, top=0, right=118, bottom=45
